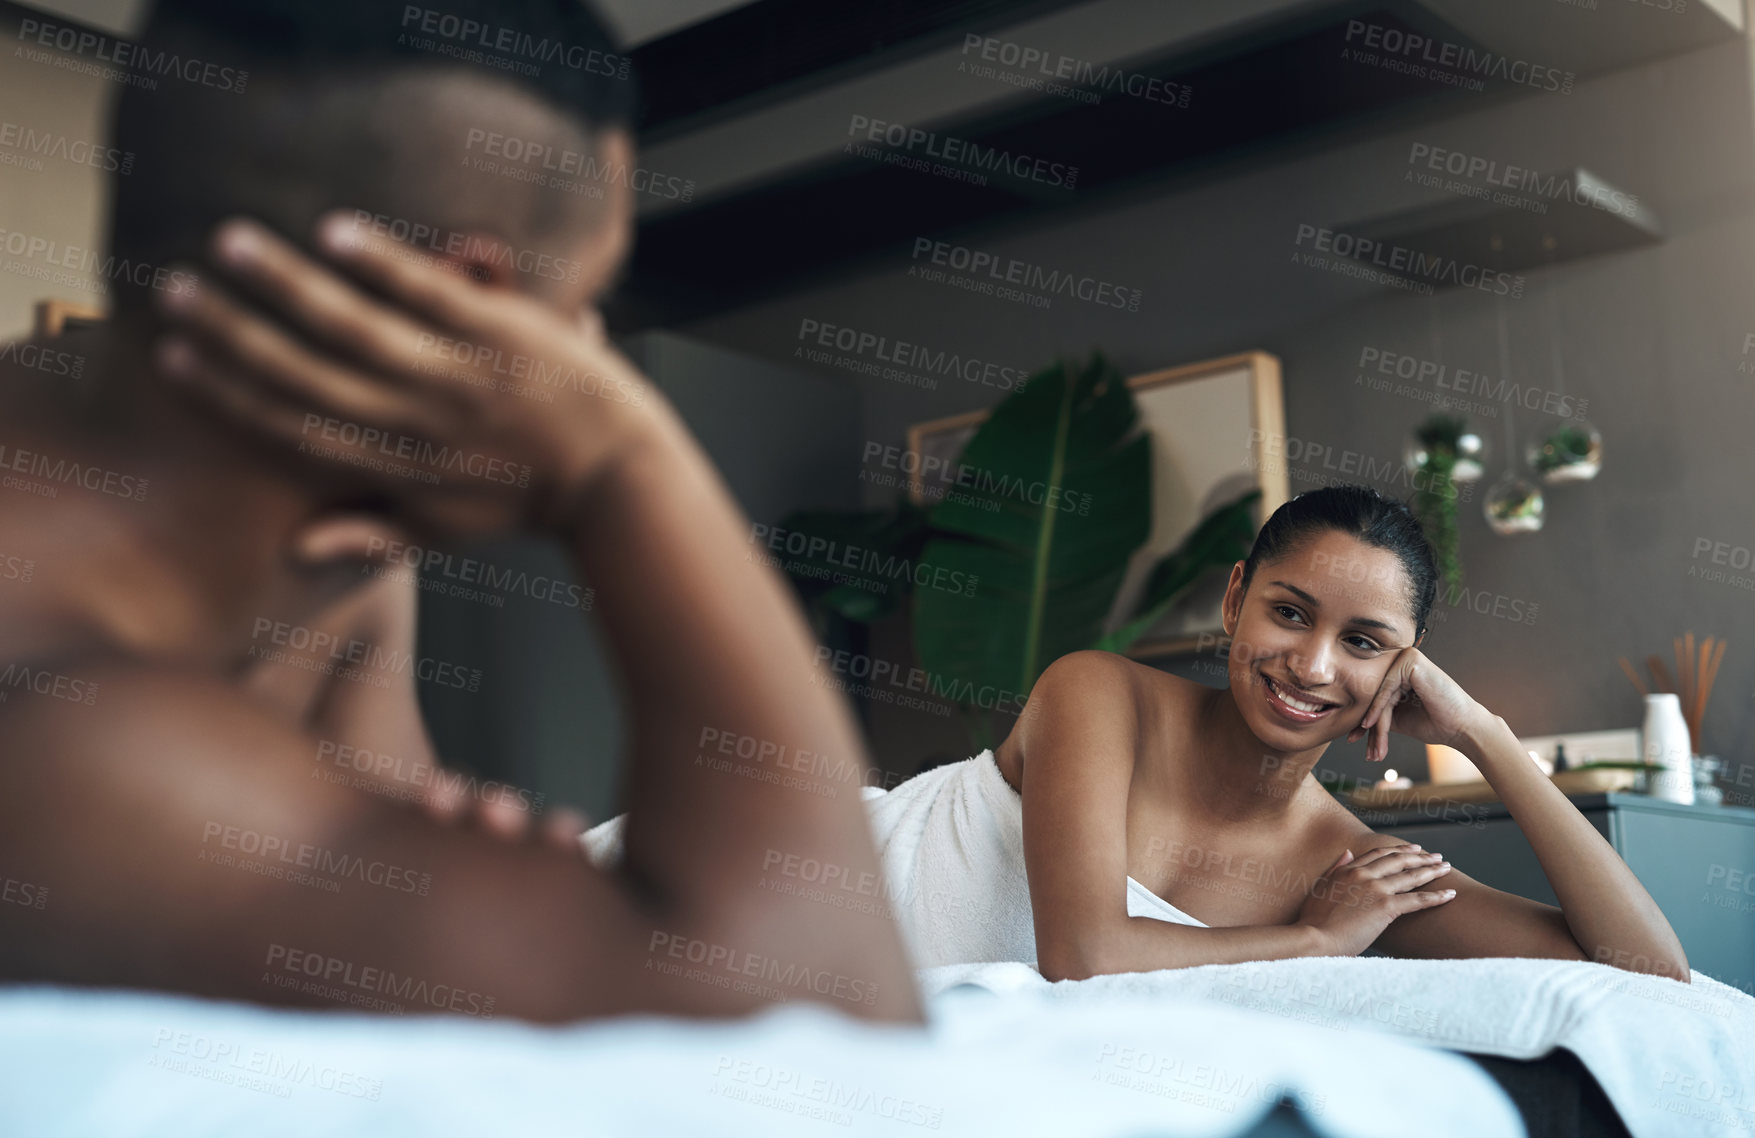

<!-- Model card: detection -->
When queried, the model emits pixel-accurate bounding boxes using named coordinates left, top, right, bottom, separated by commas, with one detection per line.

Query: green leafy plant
left=779, top=352, right=1261, bottom=748
left=1409, top=413, right=1466, bottom=595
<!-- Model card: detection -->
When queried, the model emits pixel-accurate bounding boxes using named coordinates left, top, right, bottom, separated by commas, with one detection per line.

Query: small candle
left=1427, top=744, right=1482, bottom=785
left=1426, top=742, right=1553, bottom=782
left=1375, top=768, right=1414, bottom=790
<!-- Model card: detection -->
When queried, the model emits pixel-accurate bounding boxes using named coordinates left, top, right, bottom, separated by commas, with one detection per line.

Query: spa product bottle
left=1642, top=693, right=1695, bottom=804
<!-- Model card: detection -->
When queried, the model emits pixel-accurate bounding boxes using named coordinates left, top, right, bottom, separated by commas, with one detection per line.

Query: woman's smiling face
left=1221, top=529, right=1422, bottom=749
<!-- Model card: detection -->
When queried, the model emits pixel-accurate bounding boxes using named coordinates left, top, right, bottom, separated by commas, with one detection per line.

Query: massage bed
left=3, top=950, right=1747, bottom=1136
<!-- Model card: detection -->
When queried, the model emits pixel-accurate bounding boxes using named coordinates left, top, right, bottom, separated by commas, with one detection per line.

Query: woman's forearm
left=1458, top=713, right=1689, bottom=979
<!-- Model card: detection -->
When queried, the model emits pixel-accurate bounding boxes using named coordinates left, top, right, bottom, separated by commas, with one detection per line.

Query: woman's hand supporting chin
left=1345, top=646, right=1493, bottom=764
left=1340, top=647, right=1691, bottom=981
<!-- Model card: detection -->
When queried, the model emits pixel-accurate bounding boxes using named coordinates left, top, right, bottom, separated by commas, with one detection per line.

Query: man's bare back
left=0, top=218, right=922, bottom=1024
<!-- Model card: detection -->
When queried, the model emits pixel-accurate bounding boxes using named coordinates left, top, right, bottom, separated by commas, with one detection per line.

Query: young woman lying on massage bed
left=991, top=486, right=1688, bottom=983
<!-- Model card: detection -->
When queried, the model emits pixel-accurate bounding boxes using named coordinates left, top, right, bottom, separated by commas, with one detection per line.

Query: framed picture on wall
left=904, top=351, right=1290, bottom=659
left=32, top=300, right=104, bottom=337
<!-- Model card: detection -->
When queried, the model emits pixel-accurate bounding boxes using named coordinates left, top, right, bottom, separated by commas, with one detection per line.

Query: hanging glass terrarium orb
left=1451, top=429, right=1486, bottom=482
left=1403, top=421, right=1487, bottom=482
left=1527, top=418, right=1603, bottom=483
left=1484, top=477, right=1545, bottom=534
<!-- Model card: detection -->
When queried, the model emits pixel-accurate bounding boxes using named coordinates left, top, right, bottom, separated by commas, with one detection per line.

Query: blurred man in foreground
left=0, top=0, right=919, bottom=1024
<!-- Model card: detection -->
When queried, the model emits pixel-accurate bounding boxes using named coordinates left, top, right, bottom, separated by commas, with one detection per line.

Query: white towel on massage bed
left=916, top=955, right=1755, bottom=1138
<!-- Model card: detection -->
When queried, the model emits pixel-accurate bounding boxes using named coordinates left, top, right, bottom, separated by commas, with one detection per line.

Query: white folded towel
left=581, top=749, right=1203, bottom=968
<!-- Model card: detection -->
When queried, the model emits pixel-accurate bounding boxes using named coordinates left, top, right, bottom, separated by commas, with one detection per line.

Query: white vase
left=1642, top=693, right=1695, bottom=804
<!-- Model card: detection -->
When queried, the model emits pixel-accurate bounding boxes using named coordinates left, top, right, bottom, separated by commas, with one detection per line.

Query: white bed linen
left=0, top=978, right=1522, bottom=1138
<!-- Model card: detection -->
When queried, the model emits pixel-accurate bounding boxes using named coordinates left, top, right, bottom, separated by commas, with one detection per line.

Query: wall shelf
left=1331, top=167, right=1663, bottom=284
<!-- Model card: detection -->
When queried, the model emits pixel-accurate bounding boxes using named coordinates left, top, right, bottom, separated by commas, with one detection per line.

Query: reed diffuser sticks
left=1619, top=633, right=1726, bottom=751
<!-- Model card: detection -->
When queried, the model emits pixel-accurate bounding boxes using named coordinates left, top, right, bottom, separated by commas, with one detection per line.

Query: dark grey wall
left=418, top=330, right=866, bottom=817
left=669, top=35, right=1755, bottom=793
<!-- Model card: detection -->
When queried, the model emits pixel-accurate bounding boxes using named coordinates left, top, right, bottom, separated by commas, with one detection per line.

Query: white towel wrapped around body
left=861, top=750, right=1205, bottom=966
left=582, top=749, right=1201, bottom=968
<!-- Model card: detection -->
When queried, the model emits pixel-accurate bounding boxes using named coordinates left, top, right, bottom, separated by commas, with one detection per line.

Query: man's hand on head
left=150, top=212, right=670, bottom=545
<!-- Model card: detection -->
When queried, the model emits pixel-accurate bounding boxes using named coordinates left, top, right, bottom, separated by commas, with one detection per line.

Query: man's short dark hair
left=131, top=0, right=637, bottom=133
left=106, top=0, right=639, bottom=313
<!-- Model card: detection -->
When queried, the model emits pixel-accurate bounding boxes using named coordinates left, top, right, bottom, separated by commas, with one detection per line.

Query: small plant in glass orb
left=1404, top=415, right=1487, bottom=483
left=1485, top=478, right=1545, bottom=534
left=1528, top=421, right=1602, bottom=483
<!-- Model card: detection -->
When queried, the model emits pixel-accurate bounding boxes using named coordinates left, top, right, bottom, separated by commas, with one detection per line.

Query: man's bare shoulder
left=1, top=658, right=287, bottom=736
left=0, top=660, right=361, bottom=832
left=0, top=661, right=394, bottom=986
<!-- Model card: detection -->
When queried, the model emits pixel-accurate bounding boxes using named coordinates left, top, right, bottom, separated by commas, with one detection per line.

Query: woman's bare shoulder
left=998, top=651, right=1204, bottom=786
left=1029, top=649, right=1205, bottom=702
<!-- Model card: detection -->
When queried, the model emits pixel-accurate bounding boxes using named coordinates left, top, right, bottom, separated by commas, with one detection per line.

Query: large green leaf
left=912, top=355, right=1151, bottom=699
left=1093, top=489, right=1261, bottom=654
left=773, top=500, right=931, bottom=625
